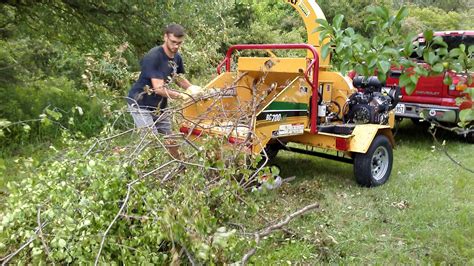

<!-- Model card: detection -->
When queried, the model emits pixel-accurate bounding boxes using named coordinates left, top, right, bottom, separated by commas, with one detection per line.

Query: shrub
left=0, top=77, right=107, bottom=147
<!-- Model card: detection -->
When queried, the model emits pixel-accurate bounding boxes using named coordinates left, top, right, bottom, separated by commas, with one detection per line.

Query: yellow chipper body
left=180, top=0, right=400, bottom=187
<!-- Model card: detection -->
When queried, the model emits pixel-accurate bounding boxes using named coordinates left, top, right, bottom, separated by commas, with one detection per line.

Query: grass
left=1, top=120, right=473, bottom=264
left=246, top=120, right=474, bottom=264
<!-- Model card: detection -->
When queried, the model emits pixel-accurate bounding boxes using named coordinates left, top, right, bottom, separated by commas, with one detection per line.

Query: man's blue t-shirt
left=127, top=46, right=185, bottom=110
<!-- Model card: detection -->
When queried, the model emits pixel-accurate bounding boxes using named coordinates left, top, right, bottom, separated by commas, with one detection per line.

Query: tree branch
left=1, top=222, right=48, bottom=265
left=429, top=126, right=474, bottom=174
left=239, top=203, right=320, bottom=265
left=36, top=207, right=55, bottom=265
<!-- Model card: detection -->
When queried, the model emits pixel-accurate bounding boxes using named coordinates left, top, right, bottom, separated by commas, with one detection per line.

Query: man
left=127, top=23, right=198, bottom=158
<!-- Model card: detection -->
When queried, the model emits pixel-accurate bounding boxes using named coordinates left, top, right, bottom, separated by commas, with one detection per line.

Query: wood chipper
left=179, top=0, right=400, bottom=187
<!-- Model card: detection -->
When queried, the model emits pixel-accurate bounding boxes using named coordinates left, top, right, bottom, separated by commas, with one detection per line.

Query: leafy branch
left=316, top=6, right=474, bottom=127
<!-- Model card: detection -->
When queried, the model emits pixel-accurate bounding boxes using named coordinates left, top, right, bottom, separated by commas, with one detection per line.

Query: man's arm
left=151, top=78, right=183, bottom=99
left=176, top=77, right=192, bottom=90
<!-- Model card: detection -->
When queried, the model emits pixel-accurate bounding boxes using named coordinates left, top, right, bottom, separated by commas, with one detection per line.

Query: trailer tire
left=353, top=135, right=393, bottom=187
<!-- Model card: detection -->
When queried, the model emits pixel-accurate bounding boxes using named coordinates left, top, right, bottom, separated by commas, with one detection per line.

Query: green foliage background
left=1, top=0, right=473, bottom=264
left=1, top=0, right=472, bottom=147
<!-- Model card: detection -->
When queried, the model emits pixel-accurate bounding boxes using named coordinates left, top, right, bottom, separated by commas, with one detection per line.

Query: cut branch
left=429, top=126, right=474, bottom=174
left=1, top=222, right=48, bottom=265
left=239, top=203, right=320, bottom=265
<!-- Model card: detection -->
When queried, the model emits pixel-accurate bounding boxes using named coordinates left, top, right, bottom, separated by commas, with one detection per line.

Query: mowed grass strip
left=250, top=121, right=474, bottom=264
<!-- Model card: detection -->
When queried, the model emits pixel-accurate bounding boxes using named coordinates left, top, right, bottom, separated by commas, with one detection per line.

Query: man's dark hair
left=165, top=24, right=185, bottom=38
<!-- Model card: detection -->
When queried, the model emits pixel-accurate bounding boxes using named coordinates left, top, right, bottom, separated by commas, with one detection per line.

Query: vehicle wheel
left=353, top=135, right=393, bottom=187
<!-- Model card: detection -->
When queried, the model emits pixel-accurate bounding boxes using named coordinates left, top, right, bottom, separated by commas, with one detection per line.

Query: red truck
left=385, top=30, right=474, bottom=142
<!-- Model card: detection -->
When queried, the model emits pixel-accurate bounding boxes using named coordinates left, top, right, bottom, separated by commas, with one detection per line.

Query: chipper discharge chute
left=179, top=0, right=400, bottom=187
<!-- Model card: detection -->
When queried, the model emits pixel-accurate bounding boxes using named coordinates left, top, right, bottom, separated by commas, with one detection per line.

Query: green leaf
left=0, top=119, right=11, bottom=128
left=431, top=63, right=444, bottom=73
left=58, top=239, right=67, bottom=248
left=378, top=60, right=391, bottom=75
left=41, top=117, right=52, bottom=127
left=321, top=43, right=330, bottom=60
left=415, top=66, right=429, bottom=76
left=468, top=45, right=474, bottom=54
left=355, top=64, right=368, bottom=77
left=459, top=109, right=474, bottom=123
left=45, top=108, right=62, bottom=121
left=368, top=57, right=377, bottom=68
left=436, top=48, right=448, bottom=56
left=443, top=75, right=453, bottom=85
left=315, top=18, right=329, bottom=28
left=377, top=71, right=387, bottom=82
left=215, top=160, right=225, bottom=169
left=415, top=44, right=425, bottom=58
left=432, top=36, right=447, bottom=48
left=402, top=41, right=415, bottom=58
left=370, top=6, right=389, bottom=20
left=317, top=29, right=329, bottom=42
left=335, top=42, right=344, bottom=54
left=405, top=82, right=416, bottom=95
left=400, top=59, right=414, bottom=68
left=32, top=247, right=43, bottom=256
left=22, top=124, right=31, bottom=133
left=395, top=7, right=408, bottom=22
left=449, top=48, right=463, bottom=58
left=399, top=74, right=411, bottom=88
left=464, top=88, right=474, bottom=98
left=382, top=48, right=400, bottom=57
left=344, top=27, right=355, bottom=36
left=423, top=30, right=434, bottom=43
left=424, top=52, right=438, bottom=65
left=333, top=14, right=344, bottom=29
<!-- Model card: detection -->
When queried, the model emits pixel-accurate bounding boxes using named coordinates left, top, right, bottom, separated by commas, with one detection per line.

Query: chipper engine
left=179, top=0, right=400, bottom=186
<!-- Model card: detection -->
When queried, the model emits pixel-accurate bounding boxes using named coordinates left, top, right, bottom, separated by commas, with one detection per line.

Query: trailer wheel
left=353, top=135, right=393, bottom=187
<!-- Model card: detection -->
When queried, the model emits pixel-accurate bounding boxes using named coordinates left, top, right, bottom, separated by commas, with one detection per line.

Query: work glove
left=206, top=88, right=220, bottom=95
left=180, top=93, right=190, bottom=101
left=185, top=85, right=203, bottom=97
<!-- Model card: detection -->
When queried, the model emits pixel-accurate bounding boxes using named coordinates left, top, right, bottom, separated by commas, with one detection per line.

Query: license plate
left=395, top=103, right=405, bottom=114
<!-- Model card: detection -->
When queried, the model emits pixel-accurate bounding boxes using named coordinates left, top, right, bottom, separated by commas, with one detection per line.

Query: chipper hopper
left=179, top=1, right=400, bottom=187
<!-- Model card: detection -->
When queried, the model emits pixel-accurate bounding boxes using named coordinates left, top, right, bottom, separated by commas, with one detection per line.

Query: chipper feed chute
left=180, top=44, right=317, bottom=155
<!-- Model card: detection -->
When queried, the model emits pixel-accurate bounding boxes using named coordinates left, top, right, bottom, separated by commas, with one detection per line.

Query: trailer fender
left=349, top=125, right=395, bottom=153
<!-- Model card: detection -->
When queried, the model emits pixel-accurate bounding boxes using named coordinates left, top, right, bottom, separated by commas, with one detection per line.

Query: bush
left=0, top=39, right=86, bottom=88
left=0, top=77, right=107, bottom=147
left=82, top=43, right=134, bottom=92
left=403, top=6, right=463, bottom=33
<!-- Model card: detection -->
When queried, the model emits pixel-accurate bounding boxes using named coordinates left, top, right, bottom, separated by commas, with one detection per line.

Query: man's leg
left=127, top=104, right=158, bottom=135
left=128, top=105, right=181, bottom=160
left=153, top=112, right=181, bottom=160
